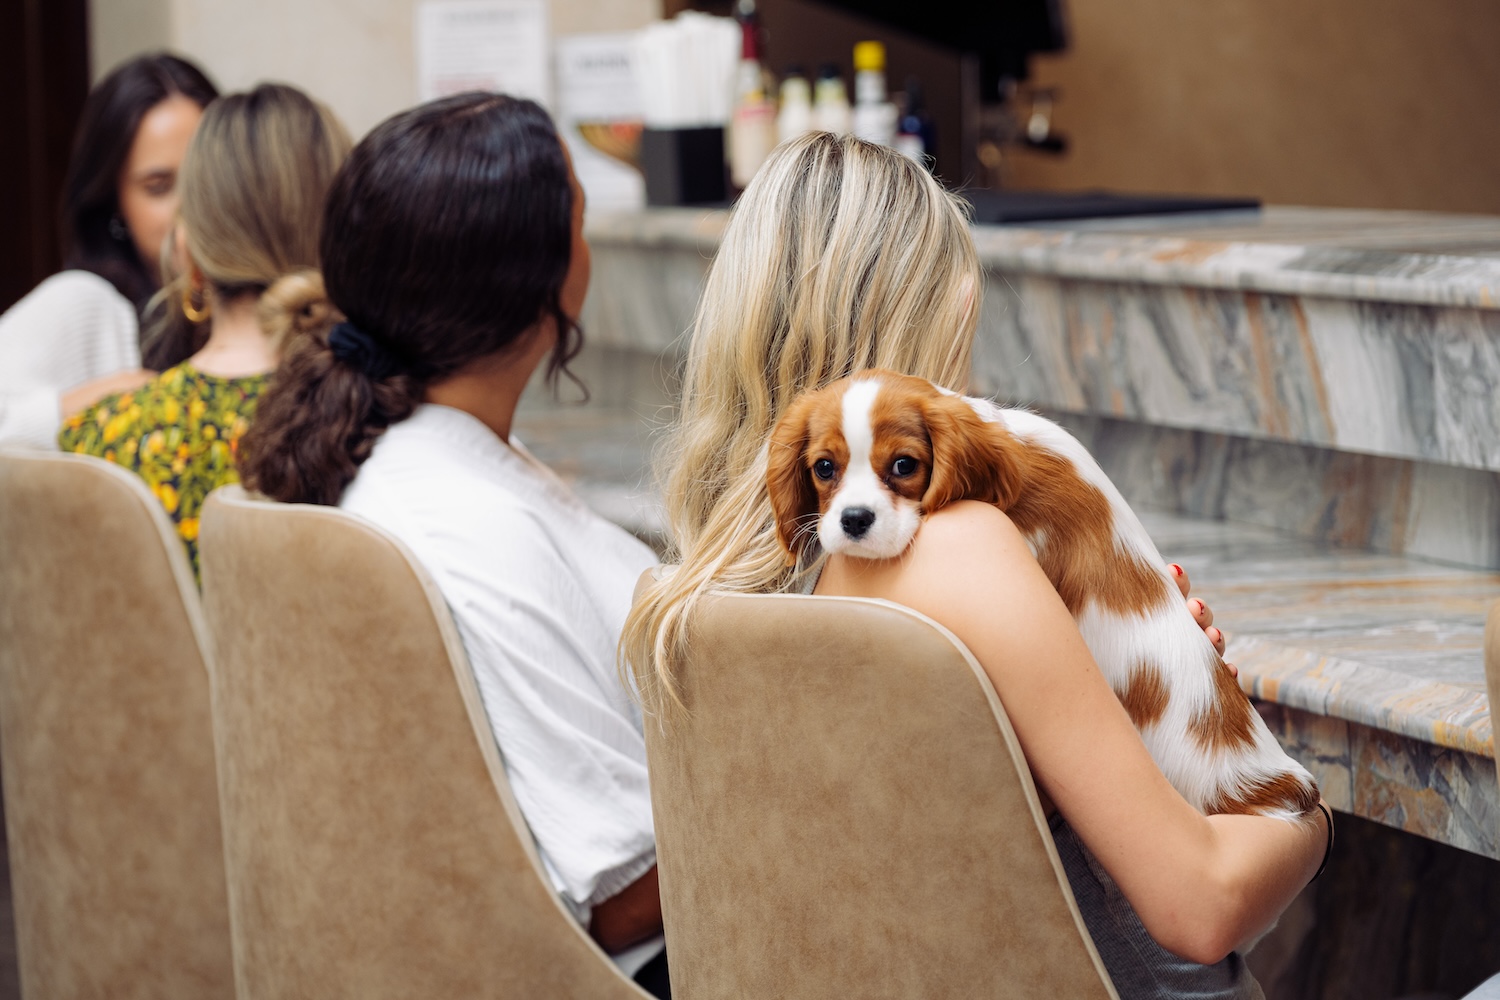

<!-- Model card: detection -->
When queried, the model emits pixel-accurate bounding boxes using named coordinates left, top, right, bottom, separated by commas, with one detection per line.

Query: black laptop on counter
left=961, top=189, right=1261, bottom=225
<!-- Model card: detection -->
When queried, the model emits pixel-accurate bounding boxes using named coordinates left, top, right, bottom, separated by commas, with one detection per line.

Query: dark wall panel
left=0, top=0, right=90, bottom=312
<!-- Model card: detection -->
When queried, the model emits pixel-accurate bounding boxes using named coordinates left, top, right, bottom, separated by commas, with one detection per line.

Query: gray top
left=1050, top=813, right=1263, bottom=1000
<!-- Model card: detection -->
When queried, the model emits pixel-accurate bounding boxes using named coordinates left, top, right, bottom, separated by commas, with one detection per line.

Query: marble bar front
left=560, top=204, right=1500, bottom=858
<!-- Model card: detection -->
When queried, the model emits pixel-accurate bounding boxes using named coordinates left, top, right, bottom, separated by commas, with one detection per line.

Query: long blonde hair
left=622, top=131, right=981, bottom=714
left=144, top=82, right=351, bottom=367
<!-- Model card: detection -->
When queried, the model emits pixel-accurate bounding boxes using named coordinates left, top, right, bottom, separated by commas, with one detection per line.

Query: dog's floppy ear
left=920, top=394, right=1027, bottom=514
left=766, top=394, right=822, bottom=565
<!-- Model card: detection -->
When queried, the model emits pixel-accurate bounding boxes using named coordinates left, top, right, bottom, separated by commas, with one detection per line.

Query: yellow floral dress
left=58, top=364, right=269, bottom=581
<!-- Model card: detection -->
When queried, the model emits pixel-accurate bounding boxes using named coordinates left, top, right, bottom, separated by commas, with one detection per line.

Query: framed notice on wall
left=555, top=33, right=645, bottom=213
left=415, top=0, right=552, bottom=108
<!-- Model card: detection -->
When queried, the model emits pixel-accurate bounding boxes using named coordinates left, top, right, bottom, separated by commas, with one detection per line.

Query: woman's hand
left=1170, top=562, right=1235, bottom=678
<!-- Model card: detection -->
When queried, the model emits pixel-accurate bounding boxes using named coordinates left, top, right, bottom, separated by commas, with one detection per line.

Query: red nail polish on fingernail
left=1170, top=564, right=1182, bottom=575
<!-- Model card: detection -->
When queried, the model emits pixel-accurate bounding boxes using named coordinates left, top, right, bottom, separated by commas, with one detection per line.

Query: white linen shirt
left=340, top=404, right=660, bottom=951
left=0, top=271, right=139, bottom=448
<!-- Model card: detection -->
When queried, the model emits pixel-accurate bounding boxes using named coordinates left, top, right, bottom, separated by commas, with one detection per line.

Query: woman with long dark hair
left=239, top=93, right=670, bottom=996
left=0, top=53, right=217, bottom=448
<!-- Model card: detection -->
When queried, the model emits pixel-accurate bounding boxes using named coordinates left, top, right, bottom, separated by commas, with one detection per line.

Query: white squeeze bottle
left=729, top=0, right=777, bottom=188
left=812, top=63, right=851, bottom=135
left=777, top=68, right=814, bottom=144
left=850, top=40, right=897, bottom=147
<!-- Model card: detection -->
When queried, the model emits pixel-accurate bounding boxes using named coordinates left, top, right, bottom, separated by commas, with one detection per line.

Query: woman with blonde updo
left=59, top=83, right=350, bottom=578
left=624, top=132, right=1328, bottom=999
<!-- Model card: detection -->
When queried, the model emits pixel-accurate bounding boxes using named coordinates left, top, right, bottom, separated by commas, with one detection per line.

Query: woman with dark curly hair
left=238, top=92, right=670, bottom=995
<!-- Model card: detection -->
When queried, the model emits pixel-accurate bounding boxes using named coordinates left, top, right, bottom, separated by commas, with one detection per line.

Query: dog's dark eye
left=812, top=458, right=836, bottom=481
left=891, top=456, right=918, bottom=477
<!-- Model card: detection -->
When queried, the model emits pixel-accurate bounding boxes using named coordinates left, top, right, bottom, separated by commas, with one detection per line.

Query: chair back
left=0, top=450, right=234, bottom=999
left=198, top=486, right=649, bottom=998
left=643, top=587, right=1119, bottom=1000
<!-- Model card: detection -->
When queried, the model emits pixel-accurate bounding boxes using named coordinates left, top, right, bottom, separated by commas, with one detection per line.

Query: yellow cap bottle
left=853, top=40, right=885, bottom=73
left=852, top=41, right=895, bottom=145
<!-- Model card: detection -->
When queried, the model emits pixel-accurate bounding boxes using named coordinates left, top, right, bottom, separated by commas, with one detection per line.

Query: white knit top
left=0, top=271, right=140, bottom=449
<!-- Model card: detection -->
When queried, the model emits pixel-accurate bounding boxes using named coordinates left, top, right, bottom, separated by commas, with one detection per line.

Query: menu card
left=415, top=0, right=551, bottom=107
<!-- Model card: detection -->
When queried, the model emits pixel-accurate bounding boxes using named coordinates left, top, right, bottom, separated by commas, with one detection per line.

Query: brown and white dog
left=766, top=368, right=1319, bottom=820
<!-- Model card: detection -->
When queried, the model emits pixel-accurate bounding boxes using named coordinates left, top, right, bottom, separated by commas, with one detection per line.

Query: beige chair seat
left=642, top=584, right=1119, bottom=999
left=0, top=450, right=234, bottom=999
left=199, top=485, right=651, bottom=998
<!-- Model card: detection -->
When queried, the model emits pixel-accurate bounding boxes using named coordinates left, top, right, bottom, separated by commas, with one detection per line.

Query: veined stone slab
left=587, top=205, right=1500, bottom=470
left=1057, top=413, right=1500, bottom=571
left=971, top=278, right=1500, bottom=471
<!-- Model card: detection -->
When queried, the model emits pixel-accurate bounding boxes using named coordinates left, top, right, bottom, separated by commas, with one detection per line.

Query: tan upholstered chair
left=197, top=486, right=651, bottom=999
left=642, top=586, right=1120, bottom=1000
left=0, top=451, right=234, bottom=999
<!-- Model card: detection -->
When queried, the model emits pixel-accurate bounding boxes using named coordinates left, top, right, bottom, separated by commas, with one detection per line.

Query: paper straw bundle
left=632, top=12, right=739, bottom=129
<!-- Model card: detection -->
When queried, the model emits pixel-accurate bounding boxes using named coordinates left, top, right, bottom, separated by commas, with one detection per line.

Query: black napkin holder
left=640, top=127, right=728, bottom=207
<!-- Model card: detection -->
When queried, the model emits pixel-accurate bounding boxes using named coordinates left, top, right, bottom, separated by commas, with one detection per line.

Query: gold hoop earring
left=182, top=286, right=211, bottom=324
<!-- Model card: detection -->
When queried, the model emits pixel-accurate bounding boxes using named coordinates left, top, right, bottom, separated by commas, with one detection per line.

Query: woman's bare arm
left=817, top=500, right=1327, bottom=964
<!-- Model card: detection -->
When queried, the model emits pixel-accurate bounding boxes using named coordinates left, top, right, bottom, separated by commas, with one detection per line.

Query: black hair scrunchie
left=327, top=321, right=403, bottom=380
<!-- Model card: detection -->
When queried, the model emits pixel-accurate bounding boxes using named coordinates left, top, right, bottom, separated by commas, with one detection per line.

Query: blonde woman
left=624, top=132, right=1328, bottom=999
left=59, top=83, right=350, bottom=578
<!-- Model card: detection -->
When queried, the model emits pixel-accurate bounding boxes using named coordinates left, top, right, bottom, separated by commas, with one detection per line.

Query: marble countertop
left=587, top=205, right=1500, bottom=310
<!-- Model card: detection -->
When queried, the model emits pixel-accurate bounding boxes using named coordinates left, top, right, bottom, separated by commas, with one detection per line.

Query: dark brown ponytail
left=239, top=93, right=580, bottom=505
left=240, top=328, right=422, bottom=506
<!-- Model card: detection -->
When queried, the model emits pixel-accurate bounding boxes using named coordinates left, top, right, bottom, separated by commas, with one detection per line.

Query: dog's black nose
left=841, top=507, right=876, bottom=538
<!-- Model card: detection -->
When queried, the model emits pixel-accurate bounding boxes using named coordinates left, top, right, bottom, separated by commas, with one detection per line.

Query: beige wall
left=1006, top=0, right=1500, bottom=214
left=95, top=0, right=1500, bottom=212
left=91, top=0, right=661, bottom=138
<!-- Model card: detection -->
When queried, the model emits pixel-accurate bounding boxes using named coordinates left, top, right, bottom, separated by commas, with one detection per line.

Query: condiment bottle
left=895, top=76, right=936, bottom=165
left=729, top=0, right=777, bottom=188
left=850, top=40, right=897, bottom=147
left=777, top=67, right=814, bottom=145
left=812, top=63, right=851, bottom=135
